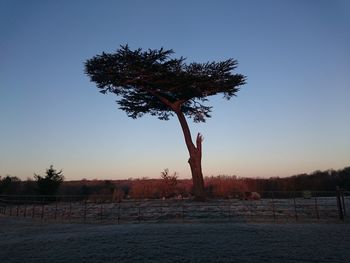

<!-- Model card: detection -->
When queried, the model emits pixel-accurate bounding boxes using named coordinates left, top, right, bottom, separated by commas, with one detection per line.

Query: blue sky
left=1, top=0, right=349, bottom=180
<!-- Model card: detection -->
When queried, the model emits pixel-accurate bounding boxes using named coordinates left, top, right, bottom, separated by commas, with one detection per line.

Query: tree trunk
left=175, top=111, right=205, bottom=200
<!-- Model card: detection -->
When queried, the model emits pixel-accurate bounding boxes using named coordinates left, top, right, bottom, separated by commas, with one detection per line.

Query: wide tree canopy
left=85, top=45, right=245, bottom=122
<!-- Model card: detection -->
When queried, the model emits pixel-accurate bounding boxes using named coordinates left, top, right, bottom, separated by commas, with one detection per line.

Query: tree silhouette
left=34, top=165, right=64, bottom=195
left=85, top=45, right=246, bottom=199
left=0, top=175, right=21, bottom=194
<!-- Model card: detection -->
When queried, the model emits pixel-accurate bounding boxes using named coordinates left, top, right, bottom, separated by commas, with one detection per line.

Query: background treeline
left=0, top=167, right=349, bottom=199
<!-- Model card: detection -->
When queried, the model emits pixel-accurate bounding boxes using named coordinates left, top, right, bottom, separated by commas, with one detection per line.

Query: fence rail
left=0, top=191, right=348, bottom=224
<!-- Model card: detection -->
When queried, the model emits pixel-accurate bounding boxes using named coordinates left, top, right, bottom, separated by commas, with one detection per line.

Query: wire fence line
left=0, top=191, right=348, bottom=224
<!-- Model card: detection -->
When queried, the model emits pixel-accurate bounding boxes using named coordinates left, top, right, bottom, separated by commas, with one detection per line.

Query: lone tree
left=85, top=45, right=245, bottom=200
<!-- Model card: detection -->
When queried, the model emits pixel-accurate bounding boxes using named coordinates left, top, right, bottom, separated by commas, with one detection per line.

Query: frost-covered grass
left=0, top=216, right=349, bottom=263
left=1, top=197, right=346, bottom=223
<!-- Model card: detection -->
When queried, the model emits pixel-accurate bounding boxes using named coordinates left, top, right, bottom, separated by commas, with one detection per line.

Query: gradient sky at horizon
left=1, top=0, right=349, bottom=180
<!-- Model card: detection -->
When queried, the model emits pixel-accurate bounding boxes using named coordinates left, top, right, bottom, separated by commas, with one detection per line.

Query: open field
left=0, top=216, right=350, bottom=263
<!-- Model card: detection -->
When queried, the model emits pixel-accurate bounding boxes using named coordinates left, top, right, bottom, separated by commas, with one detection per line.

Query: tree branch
left=141, top=86, right=186, bottom=112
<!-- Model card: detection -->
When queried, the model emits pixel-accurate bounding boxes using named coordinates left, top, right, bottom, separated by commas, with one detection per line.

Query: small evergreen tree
left=34, top=165, right=64, bottom=195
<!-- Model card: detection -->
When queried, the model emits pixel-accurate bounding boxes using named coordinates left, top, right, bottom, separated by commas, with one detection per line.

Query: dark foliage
left=34, top=165, right=64, bottom=195
left=255, top=167, right=350, bottom=192
left=85, top=45, right=245, bottom=122
left=0, top=175, right=21, bottom=194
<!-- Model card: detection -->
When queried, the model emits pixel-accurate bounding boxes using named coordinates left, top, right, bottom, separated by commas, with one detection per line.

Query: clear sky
left=1, top=0, right=349, bottom=180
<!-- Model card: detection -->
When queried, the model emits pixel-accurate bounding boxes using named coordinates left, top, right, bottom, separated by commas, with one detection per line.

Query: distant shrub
left=160, top=169, right=178, bottom=198
left=205, top=175, right=249, bottom=198
left=0, top=175, right=21, bottom=194
left=129, top=178, right=162, bottom=199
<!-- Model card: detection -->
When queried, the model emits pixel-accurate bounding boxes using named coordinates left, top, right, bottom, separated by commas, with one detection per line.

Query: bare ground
left=0, top=216, right=349, bottom=263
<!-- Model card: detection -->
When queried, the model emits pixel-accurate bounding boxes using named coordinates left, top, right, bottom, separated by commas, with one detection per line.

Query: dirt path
left=0, top=216, right=349, bottom=262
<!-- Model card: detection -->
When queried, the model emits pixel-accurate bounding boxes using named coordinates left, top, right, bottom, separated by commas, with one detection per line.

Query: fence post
left=271, top=192, right=276, bottom=222
left=54, top=198, right=58, bottom=221
left=100, top=202, right=103, bottom=223
left=84, top=199, right=87, bottom=224
left=182, top=202, right=185, bottom=223
left=336, top=187, right=344, bottom=221
left=24, top=204, right=27, bottom=218
left=249, top=200, right=253, bottom=221
left=117, top=203, right=120, bottom=224
left=160, top=200, right=163, bottom=220
left=41, top=197, right=45, bottom=221
left=314, top=194, right=320, bottom=221
left=69, top=199, right=72, bottom=222
left=293, top=192, right=298, bottom=222
left=228, top=203, right=231, bottom=221
left=341, top=191, right=346, bottom=217
left=138, top=205, right=141, bottom=223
